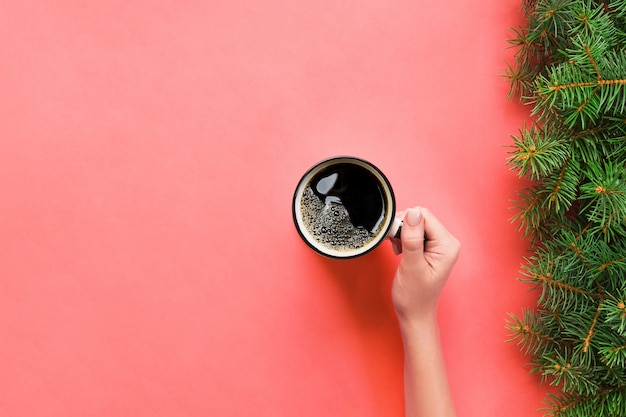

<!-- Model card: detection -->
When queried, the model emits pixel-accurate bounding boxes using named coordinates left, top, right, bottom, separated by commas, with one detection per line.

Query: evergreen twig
left=506, top=1, right=626, bottom=415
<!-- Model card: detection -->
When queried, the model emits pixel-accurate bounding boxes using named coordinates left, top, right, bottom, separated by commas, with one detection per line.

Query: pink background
left=1, top=1, right=546, bottom=416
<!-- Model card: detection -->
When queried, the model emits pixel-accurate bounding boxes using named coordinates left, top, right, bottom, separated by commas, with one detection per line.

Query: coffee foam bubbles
left=299, top=186, right=379, bottom=253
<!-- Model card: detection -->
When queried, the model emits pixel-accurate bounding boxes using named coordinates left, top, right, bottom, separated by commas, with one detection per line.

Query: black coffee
left=299, top=163, right=387, bottom=252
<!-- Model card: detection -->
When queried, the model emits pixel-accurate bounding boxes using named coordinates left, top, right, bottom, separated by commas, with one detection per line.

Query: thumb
left=400, top=207, right=425, bottom=258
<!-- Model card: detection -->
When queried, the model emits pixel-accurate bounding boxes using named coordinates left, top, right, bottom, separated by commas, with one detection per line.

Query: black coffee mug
left=292, top=156, right=402, bottom=259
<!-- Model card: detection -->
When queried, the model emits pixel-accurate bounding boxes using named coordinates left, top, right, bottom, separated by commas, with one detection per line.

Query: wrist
left=397, top=313, right=439, bottom=337
left=394, top=301, right=439, bottom=328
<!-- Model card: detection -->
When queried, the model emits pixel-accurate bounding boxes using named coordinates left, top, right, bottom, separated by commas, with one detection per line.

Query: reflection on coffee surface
left=299, top=163, right=386, bottom=252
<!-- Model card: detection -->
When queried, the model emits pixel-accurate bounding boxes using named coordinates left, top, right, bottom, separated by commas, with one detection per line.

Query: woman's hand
left=390, top=207, right=460, bottom=417
left=392, top=207, right=461, bottom=325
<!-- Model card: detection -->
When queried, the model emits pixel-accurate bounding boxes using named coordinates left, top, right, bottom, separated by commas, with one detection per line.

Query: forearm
left=399, top=317, right=456, bottom=417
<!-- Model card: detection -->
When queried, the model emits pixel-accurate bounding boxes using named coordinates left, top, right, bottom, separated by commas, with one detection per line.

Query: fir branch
left=520, top=247, right=597, bottom=311
left=504, top=59, right=538, bottom=100
left=582, top=302, right=603, bottom=353
left=587, top=239, right=626, bottom=280
left=580, top=161, right=626, bottom=239
left=602, top=294, right=626, bottom=335
left=570, top=123, right=615, bottom=163
left=546, top=386, right=626, bottom=417
left=507, top=309, right=560, bottom=356
left=511, top=184, right=550, bottom=242
left=568, top=2, right=618, bottom=46
left=599, top=341, right=626, bottom=368
left=535, top=349, right=600, bottom=396
left=598, top=256, right=625, bottom=271
left=508, top=124, right=570, bottom=180
left=534, top=45, right=626, bottom=129
left=609, top=0, right=626, bottom=18
left=505, top=2, right=626, bottom=414
left=535, top=270, right=589, bottom=298
left=541, top=156, right=579, bottom=213
left=586, top=42, right=603, bottom=80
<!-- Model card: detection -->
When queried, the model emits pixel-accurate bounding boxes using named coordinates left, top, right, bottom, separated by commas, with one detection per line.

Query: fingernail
left=405, top=208, right=421, bottom=227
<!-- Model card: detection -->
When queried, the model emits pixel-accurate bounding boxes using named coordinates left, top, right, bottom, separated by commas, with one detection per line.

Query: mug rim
left=292, top=156, right=396, bottom=259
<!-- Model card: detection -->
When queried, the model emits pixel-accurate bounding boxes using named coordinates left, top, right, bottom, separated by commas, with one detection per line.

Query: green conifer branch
left=581, top=302, right=604, bottom=353
left=508, top=124, right=570, bottom=180
left=505, top=1, right=626, bottom=415
left=545, top=386, right=626, bottom=417
left=602, top=294, right=626, bottom=334
left=507, top=309, right=559, bottom=356
left=599, top=341, right=626, bottom=367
